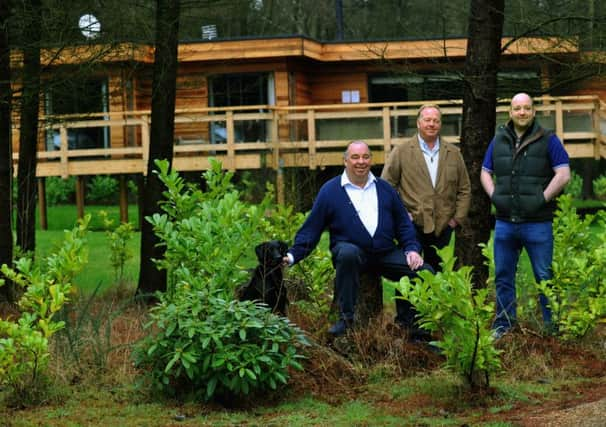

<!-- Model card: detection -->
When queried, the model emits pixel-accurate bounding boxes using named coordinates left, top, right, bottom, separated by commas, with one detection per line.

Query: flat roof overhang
left=10, top=36, right=579, bottom=68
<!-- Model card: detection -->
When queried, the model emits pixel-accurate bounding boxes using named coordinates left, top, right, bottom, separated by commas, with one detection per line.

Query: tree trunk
left=354, top=272, right=383, bottom=326
left=332, top=272, right=383, bottom=326
left=0, top=0, right=14, bottom=302
left=16, top=0, right=42, bottom=255
left=457, top=0, right=504, bottom=288
left=136, top=0, right=180, bottom=298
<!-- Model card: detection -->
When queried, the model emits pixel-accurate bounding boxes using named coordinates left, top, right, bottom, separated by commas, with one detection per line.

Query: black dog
left=237, top=240, right=289, bottom=315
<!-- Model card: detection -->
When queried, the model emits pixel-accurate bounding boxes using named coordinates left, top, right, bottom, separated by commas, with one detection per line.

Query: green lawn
left=35, top=204, right=141, bottom=294
left=36, top=229, right=141, bottom=294
left=37, top=204, right=140, bottom=231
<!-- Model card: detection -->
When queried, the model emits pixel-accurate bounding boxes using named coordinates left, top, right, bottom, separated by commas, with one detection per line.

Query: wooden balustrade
left=11, top=95, right=606, bottom=178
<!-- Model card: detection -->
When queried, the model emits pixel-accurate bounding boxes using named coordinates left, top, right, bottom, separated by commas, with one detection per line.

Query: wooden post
left=37, top=178, right=48, bottom=230
left=382, top=106, right=392, bottom=156
left=119, top=174, right=128, bottom=223
left=226, top=111, right=235, bottom=171
left=276, top=161, right=284, bottom=205
left=555, top=99, right=564, bottom=142
left=75, top=176, right=85, bottom=220
left=59, top=126, right=69, bottom=179
left=307, top=109, right=316, bottom=170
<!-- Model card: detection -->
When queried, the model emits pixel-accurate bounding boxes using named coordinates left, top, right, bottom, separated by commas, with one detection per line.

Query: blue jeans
left=493, top=220, right=553, bottom=330
left=331, top=242, right=433, bottom=327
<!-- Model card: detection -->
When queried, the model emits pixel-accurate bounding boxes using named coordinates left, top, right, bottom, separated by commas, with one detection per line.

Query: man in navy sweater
left=284, top=141, right=433, bottom=337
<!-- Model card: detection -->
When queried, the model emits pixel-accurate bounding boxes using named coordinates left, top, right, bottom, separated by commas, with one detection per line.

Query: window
left=45, top=77, right=109, bottom=150
left=208, top=73, right=273, bottom=143
left=369, top=73, right=463, bottom=137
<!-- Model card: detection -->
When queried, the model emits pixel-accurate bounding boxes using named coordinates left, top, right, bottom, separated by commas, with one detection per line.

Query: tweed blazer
left=381, top=134, right=471, bottom=236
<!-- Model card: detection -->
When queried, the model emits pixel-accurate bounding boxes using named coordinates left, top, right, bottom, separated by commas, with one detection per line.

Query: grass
left=37, top=204, right=140, bottom=232
left=36, top=229, right=140, bottom=294
left=32, top=204, right=141, bottom=294
left=5, top=361, right=603, bottom=426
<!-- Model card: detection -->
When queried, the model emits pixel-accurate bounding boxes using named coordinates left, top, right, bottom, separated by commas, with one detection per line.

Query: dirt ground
left=286, top=319, right=606, bottom=426
left=521, top=394, right=606, bottom=427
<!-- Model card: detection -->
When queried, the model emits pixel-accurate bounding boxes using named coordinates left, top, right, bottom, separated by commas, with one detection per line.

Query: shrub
left=87, top=175, right=118, bottom=204
left=99, top=211, right=135, bottom=283
left=563, top=170, right=582, bottom=199
left=134, top=159, right=308, bottom=400
left=391, top=244, right=501, bottom=390
left=127, top=178, right=138, bottom=200
left=134, top=281, right=307, bottom=400
left=0, top=217, right=89, bottom=402
left=46, top=176, right=75, bottom=205
left=593, top=174, right=606, bottom=200
left=536, top=194, right=606, bottom=340
left=149, top=159, right=276, bottom=297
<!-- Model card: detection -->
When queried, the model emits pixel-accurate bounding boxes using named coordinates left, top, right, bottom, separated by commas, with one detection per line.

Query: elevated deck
left=10, top=95, right=606, bottom=222
left=13, top=96, right=605, bottom=181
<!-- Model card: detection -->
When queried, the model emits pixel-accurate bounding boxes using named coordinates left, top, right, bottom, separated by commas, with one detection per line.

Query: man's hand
left=406, top=251, right=424, bottom=270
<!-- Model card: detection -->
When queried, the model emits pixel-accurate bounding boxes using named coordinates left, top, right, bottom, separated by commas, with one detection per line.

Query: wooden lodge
left=8, top=35, right=606, bottom=223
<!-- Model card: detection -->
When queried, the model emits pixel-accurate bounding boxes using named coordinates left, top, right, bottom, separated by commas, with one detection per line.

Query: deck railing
left=12, top=95, right=606, bottom=179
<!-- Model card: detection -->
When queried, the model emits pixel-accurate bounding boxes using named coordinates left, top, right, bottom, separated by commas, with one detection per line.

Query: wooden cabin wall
left=132, top=71, right=151, bottom=148
left=10, top=81, right=22, bottom=154
left=294, top=72, right=311, bottom=105
left=174, top=71, right=209, bottom=143
left=308, top=72, right=368, bottom=105
left=275, top=70, right=290, bottom=142
left=134, top=70, right=152, bottom=111
left=559, top=75, right=606, bottom=100
left=289, top=71, right=311, bottom=141
left=108, top=70, right=127, bottom=148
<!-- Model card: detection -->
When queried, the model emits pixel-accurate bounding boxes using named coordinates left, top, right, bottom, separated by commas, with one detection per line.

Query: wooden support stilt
left=119, top=175, right=128, bottom=223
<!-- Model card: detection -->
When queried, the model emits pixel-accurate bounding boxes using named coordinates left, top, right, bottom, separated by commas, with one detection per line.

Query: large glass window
left=369, top=73, right=463, bottom=137
left=369, top=70, right=542, bottom=137
left=208, top=73, right=273, bottom=143
left=45, top=77, right=109, bottom=150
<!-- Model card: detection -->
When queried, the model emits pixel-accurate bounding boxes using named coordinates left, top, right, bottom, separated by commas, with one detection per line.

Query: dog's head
left=255, top=240, right=288, bottom=267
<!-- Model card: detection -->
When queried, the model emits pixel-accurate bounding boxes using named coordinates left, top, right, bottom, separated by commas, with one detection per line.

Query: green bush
left=46, top=176, right=76, bottom=205
left=99, top=211, right=135, bottom=283
left=563, top=170, right=582, bottom=199
left=0, top=217, right=89, bottom=402
left=536, top=194, right=606, bottom=340
left=134, top=159, right=308, bottom=400
left=134, top=281, right=307, bottom=400
left=392, top=245, right=500, bottom=390
left=87, top=175, right=118, bottom=204
left=593, top=174, right=606, bottom=200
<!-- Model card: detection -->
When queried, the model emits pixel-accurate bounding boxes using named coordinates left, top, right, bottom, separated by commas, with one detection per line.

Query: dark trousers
left=331, top=242, right=434, bottom=328
left=416, top=225, right=454, bottom=272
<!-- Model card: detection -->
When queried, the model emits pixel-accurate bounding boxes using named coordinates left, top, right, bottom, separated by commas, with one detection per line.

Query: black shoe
left=328, top=319, right=351, bottom=337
